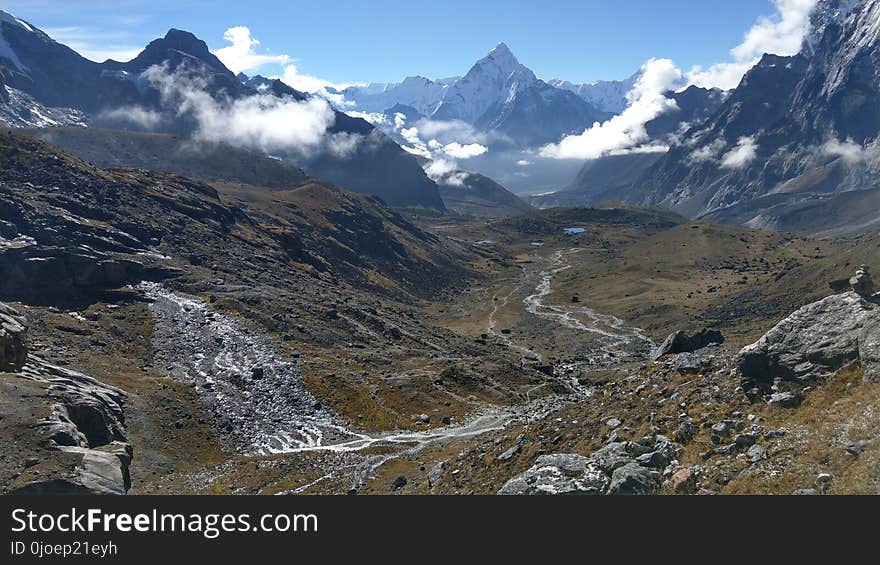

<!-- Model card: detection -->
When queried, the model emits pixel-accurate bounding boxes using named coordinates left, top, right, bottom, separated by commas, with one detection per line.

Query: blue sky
left=2, top=0, right=789, bottom=84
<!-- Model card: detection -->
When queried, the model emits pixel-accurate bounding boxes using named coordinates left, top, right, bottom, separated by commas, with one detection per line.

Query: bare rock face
left=6, top=358, right=131, bottom=495
left=858, top=315, right=880, bottom=384
left=0, top=302, right=27, bottom=372
left=737, top=289, right=880, bottom=385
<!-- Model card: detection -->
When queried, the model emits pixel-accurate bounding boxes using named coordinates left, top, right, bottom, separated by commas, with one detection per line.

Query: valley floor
left=4, top=206, right=880, bottom=495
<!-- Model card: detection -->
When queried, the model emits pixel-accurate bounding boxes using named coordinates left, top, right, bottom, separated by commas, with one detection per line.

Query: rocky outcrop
left=626, top=1, right=880, bottom=235
left=1, top=16, right=447, bottom=209
left=737, top=289, right=880, bottom=385
left=0, top=244, right=153, bottom=304
left=7, top=358, right=131, bottom=495
left=652, top=328, right=724, bottom=360
left=498, top=436, right=679, bottom=495
left=0, top=302, right=27, bottom=371
left=1, top=301, right=131, bottom=495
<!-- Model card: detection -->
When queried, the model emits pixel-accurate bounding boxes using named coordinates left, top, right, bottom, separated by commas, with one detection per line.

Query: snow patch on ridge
left=0, top=11, right=30, bottom=72
left=0, top=10, right=34, bottom=33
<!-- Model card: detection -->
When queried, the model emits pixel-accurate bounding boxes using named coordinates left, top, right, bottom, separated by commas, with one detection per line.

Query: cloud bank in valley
left=821, top=138, right=880, bottom=167
left=539, top=58, right=682, bottom=160
left=96, top=105, right=166, bottom=129
left=140, top=63, right=364, bottom=158
left=100, top=6, right=828, bottom=179
left=387, top=113, right=489, bottom=183
left=205, top=5, right=822, bottom=171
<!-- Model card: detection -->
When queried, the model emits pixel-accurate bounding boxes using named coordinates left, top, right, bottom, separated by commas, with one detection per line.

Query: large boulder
left=0, top=302, right=27, bottom=372
left=652, top=329, right=724, bottom=360
left=498, top=438, right=675, bottom=496
left=608, top=462, right=662, bottom=495
left=498, top=454, right=610, bottom=495
left=737, top=291, right=880, bottom=384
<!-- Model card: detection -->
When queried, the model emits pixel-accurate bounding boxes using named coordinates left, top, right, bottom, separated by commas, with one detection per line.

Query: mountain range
left=0, top=14, right=445, bottom=210
left=622, top=0, right=880, bottom=234
left=530, top=85, right=727, bottom=208
left=342, top=43, right=613, bottom=148
left=5, top=1, right=880, bottom=235
left=548, top=73, right=639, bottom=114
left=338, top=76, right=459, bottom=117
left=526, top=0, right=880, bottom=237
left=6, top=1, right=880, bottom=499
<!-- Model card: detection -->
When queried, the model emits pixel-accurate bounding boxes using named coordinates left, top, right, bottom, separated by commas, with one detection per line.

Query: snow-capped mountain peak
left=432, top=43, right=536, bottom=123
left=485, top=42, right=521, bottom=70
left=472, top=41, right=533, bottom=81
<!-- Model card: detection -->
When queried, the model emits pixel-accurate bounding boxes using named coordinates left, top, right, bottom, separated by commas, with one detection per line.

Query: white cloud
left=416, top=119, right=489, bottom=145
left=400, top=126, right=422, bottom=146
left=731, top=0, right=817, bottom=60
left=397, top=120, right=489, bottom=182
left=539, top=58, right=681, bottom=160
left=425, top=160, right=461, bottom=182
left=687, top=0, right=818, bottom=90
left=97, top=106, right=165, bottom=129
left=275, top=64, right=362, bottom=107
left=142, top=63, right=358, bottom=158
left=211, top=26, right=358, bottom=107
left=822, top=137, right=865, bottom=164
left=278, top=64, right=339, bottom=93
left=214, top=26, right=290, bottom=74
left=425, top=162, right=476, bottom=188
left=720, top=136, right=758, bottom=169
left=516, top=159, right=532, bottom=166
left=438, top=170, right=473, bottom=187
left=442, top=142, right=488, bottom=159
left=821, top=138, right=880, bottom=166
left=685, top=62, right=756, bottom=92
left=324, top=131, right=369, bottom=159
left=688, top=138, right=727, bottom=163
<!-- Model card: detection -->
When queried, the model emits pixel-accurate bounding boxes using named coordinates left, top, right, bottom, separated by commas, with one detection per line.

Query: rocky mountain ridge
left=344, top=43, right=611, bottom=148
left=0, top=16, right=445, bottom=209
left=1, top=301, right=133, bottom=495
left=549, top=73, right=639, bottom=114
left=626, top=0, right=880, bottom=232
